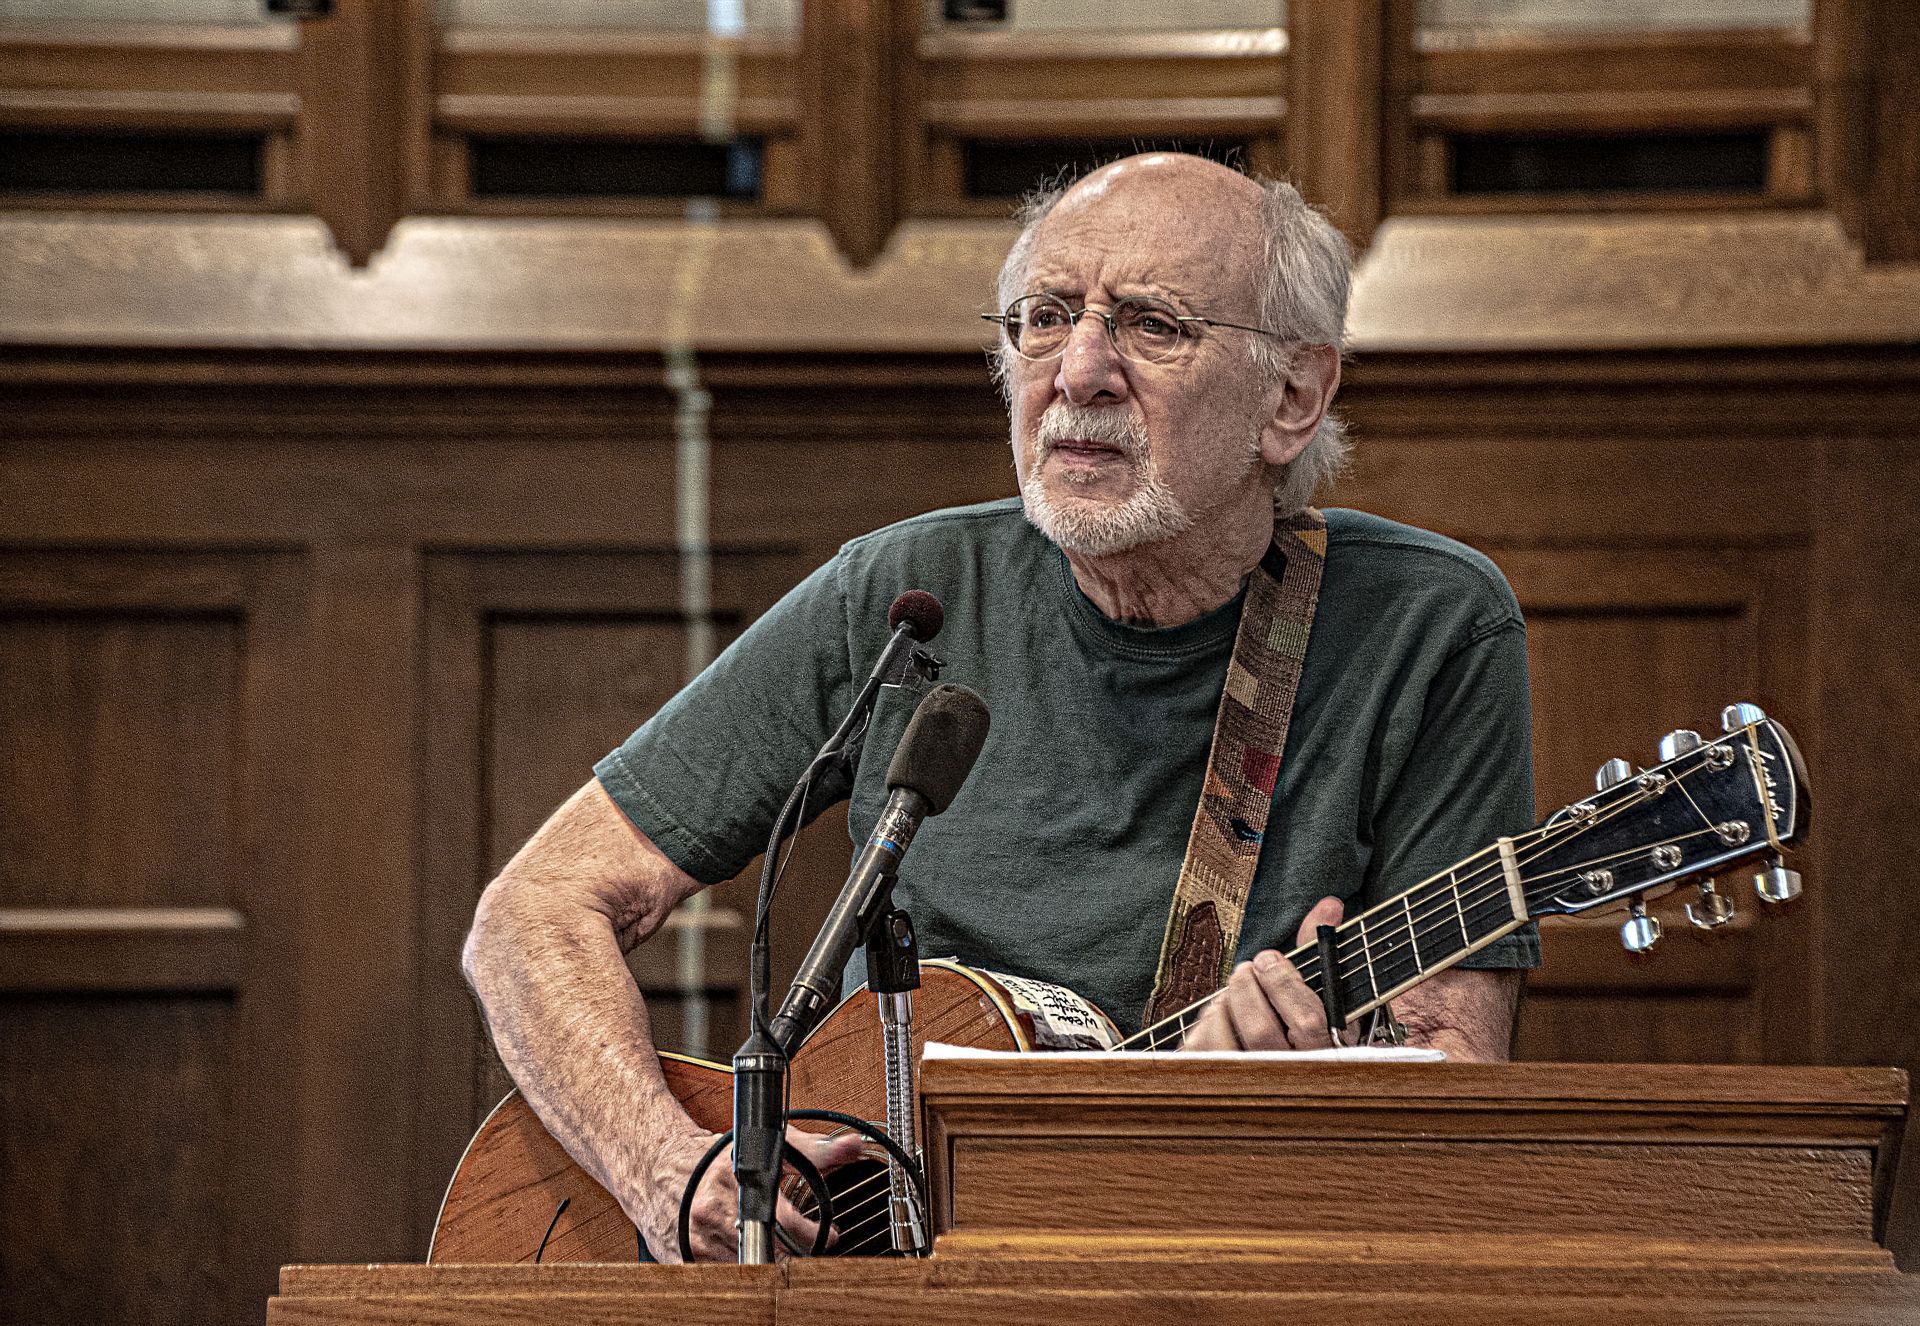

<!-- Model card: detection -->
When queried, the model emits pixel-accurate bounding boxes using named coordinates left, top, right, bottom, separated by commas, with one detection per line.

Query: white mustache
left=1036, top=404, right=1148, bottom=456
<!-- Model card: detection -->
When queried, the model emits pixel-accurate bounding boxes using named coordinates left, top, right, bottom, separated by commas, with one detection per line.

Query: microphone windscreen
left=886, top=683, right=990, bottom=815
left=887, top=590, right=944, bottom=643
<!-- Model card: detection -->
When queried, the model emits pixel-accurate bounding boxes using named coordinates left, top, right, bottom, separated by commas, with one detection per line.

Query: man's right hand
left=637, top=1124, right=866, bottom=1263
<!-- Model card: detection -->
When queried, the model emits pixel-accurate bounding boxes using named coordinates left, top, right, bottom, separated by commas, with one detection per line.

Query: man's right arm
left=461, top=776, right=853, bottom=1261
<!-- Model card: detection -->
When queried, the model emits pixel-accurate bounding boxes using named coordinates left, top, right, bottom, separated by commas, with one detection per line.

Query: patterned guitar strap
left=1144, top=506, right=1328, bottom=1027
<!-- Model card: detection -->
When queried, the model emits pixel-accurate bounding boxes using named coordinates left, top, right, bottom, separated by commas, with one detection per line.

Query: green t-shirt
left=596, top=499, right=1539, bottom=1034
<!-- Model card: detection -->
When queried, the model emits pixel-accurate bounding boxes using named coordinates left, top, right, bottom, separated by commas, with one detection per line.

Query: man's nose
left=1054, top=312, right=1129, bottom=406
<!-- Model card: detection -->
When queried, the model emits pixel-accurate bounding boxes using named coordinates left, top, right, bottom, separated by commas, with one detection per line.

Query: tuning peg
left=1754, top=855, right=1802, bottom=904
left=1658, top=729, right=1704, bottom=762
left=1594, top=758, right=1634, bottom=791
left=1720, top=702, right=1767, bottom=734
left=1620, top=900, right=1661, bottom=954
left=1685, top=880, right=1736, bottom=930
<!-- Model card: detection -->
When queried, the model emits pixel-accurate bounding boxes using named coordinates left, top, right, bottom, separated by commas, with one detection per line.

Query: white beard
left=1019, top=403, right=1192, bottom=556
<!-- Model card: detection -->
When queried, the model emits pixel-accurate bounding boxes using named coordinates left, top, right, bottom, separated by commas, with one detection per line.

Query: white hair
left=991, top=168, right=1353, bottom=515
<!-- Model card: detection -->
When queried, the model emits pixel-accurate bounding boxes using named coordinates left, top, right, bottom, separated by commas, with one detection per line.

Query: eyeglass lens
left=1004, top=294, right=1189, bottom=364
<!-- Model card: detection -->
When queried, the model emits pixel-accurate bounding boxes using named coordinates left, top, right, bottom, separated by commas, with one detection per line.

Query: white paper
left=922, top=1041, right=1445, bottom=1063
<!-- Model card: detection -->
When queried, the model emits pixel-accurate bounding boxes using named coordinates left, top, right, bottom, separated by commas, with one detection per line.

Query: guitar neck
left=1116, top=712, right=1803, bottom=1053
left=1122, top=840, right=1530, bottom=1052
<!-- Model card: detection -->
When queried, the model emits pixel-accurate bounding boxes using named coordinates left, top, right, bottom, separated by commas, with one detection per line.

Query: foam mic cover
left=887, top=590, right=944, bottom=643
left=885, top=683, right=990, bottom=815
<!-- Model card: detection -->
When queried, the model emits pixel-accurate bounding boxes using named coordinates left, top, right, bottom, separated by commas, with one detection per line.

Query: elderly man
left=463, top=152, right=1537, bottom=1262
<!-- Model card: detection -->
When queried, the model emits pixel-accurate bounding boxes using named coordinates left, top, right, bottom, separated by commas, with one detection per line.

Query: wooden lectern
left=271, top=1061, right=1920, bottom=1324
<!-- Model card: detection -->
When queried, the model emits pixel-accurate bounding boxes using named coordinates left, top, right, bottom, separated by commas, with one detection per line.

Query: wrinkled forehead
left=1024, top=162, right=1265, bottom=307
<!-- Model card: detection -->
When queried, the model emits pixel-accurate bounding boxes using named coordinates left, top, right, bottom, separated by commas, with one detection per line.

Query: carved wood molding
left=5, top=342, right=1917, bottom=447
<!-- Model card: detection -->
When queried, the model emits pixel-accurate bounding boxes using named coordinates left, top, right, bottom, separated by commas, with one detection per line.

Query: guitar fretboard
left=1124, top=843, right=1527, bottom=1051
left=1115, top=716, right=1793, bottom=1054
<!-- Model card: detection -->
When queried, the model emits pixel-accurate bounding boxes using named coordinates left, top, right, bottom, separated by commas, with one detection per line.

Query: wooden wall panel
left=0, top=994, right=234, bottom=1326
left=0, top=613, right=237, bottom=909
left=0, top=550, right=305, bottom=1326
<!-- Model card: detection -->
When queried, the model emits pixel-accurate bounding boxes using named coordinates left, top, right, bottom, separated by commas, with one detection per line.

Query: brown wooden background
left=3, top=2, right=1919, bottom=1324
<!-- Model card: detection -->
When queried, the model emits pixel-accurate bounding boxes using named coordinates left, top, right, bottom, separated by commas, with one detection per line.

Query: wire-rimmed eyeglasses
left=982, top=293, right=1286, bottom=365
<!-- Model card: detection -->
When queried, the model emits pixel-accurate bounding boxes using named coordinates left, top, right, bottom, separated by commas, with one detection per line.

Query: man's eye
left=1027, top=307, right=1068, bottom=329
left=1135, top=314, right=1178, bottom=336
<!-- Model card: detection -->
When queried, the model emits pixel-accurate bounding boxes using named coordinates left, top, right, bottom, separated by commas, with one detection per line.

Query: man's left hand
left=1180, top=895, right=1346, bottom=1051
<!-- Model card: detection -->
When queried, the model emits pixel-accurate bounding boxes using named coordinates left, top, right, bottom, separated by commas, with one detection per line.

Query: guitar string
left=1120, top=750, right=1740, bottom=1050
left=788, top=1166, right=902, bottom=1256
left=1297, top=788, right=1730, bottom=990
left=1128, top=816, right=1731, bottom=1052
left=1301, top=752, right=1723, bottom=975
left=1302, top=820, right=1726, bottom=999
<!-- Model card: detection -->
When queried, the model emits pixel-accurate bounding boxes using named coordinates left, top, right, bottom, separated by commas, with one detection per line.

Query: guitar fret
left=1449, top=871, right=1472, bottom=952
left=1402, top=894, right=1424, bottom=973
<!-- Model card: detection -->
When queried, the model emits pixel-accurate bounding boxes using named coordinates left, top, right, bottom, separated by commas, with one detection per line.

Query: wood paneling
left=0, top=906, right=246, bottom=992
left=1816, top=0, right=1920, bottom=261
left=0, top=331, right=1917, bottom=1318
left=0, top=611, right=237, bottom=907
left=0, top=548, right=305, bottom=1325
left=910, top=25, right=1289, bottom=218
left=1387, top=16, right=1817, bottom=212
left=1, top=994, right=236, bottom=1326
left=1, top=0, right=1911, bottom=266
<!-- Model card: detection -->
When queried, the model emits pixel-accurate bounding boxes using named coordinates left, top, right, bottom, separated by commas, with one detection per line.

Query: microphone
left=769, top=682, right=991, bottom=1052
left=865, top=590, right=945, bottom=689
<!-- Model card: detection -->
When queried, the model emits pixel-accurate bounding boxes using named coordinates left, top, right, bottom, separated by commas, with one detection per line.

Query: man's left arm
left=1187, top=612, right=1536, bottom=1060
left=1182, top=910, right=1523, bottom=1060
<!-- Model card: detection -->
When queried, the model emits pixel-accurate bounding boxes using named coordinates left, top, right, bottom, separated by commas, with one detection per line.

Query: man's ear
left=1259, top=343, right=1343, bottom=467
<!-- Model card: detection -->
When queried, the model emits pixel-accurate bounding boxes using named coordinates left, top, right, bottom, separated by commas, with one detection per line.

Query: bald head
left=1052, top=152, right=1266, bottom=221
left=1026, top=153, right=1267, bottom=318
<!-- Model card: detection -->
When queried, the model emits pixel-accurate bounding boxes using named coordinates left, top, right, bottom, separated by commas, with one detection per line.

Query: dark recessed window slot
left=962, top=138, right=1251, bottom=201
left=0, top=130, right=263, bottom=195
left=469, top=137, right=763, bottom=200
left=1450, top=131, right=1769, bottom=196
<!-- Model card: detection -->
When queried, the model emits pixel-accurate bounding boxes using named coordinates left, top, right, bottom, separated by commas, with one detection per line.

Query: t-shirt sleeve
left=1364, top=617, right=1541, bottom=970
left=593, top=556, right=858, bottom=885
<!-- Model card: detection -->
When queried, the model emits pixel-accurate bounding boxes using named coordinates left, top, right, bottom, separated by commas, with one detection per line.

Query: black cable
left=533, top=1196, right=569, bottom=1263
left=676, top=1130, right=838, bottom=1263
left=782, top=1110, right=928, bottom=1232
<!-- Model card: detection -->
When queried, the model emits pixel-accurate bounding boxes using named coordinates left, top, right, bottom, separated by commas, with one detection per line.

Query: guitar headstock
left=1522, top=704, right=1810, bottom=950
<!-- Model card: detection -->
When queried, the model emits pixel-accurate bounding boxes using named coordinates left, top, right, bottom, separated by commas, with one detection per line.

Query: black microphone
left=861, top=590, right=945, bottom=693
left=768, top=682, right=991, bottom=1052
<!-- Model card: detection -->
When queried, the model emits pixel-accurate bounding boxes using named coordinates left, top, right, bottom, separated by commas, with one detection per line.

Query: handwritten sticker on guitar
left=979, top=969, right=1123, bottom=1050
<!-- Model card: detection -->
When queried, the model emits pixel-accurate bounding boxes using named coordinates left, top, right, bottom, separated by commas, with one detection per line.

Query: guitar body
left=429, top=960, right=1042, bottom=1264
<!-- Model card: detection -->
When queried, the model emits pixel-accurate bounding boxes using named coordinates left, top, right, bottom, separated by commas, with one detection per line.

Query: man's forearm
left=461, top=780, right=706, bottom=1221
left=1391, top=967, right=1524, bottom=1062
left=466, top=888, right=687, bottom=1210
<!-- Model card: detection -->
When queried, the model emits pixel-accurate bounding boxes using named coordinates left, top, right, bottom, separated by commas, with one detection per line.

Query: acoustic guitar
left=430, top=705, right=1808, bottom=1264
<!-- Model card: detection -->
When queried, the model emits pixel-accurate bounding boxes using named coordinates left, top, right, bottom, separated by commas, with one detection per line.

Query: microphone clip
left=839, top=647, right=943, bottom=777
left=882, top=644, right=944, bottom=690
